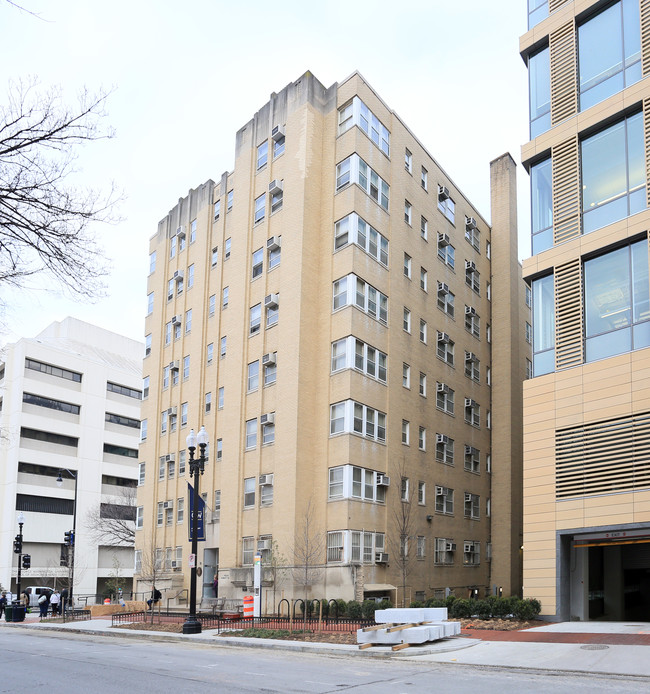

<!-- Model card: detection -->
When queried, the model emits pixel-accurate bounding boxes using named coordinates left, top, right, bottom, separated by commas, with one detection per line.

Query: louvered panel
left=554, top=258, right=583, bottom=370
left=552, top=137, right=581, bottom=244
left=549, top=0, right=571, bottom=11
left=556, top=412, right=650, bottom=499
left=642, top=0, right=650, bottom=76
left=645, top=99, right=650, bottom=207
left=550, top=21, right=577, bottom=125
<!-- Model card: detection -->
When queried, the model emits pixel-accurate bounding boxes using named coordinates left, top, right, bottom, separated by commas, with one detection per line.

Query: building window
left=404, top=200, right=412, bottom=225
left=271, top=186, right=283, bottom=213
left=332, top=274, right=388, bottom=325
left=435, top=486, right=453, bottom=514
left=525, top=322, right=532, bottom=344
left=464, top=446, right=480, bottom=473
left=405, top=148, right=412, bottom=174
left=402, top=420, right=410, bottom=445
left=437, top=186, right=455, bottom=223
left=142, top=376, right=150, bottom=400
left=437, top=282, right=454, bottom=317
left=403, top=253, right=411, bottom=278
left=254, top=194, right=265, bottom=224
left=146, top=292, right=154, bottom=316
left=528, top=45, right=550, bottom=138
left=403, top=307, right=411, bottom=333
left=526, top=358, right=533, bottom=379
left=168, top=458, right=175, bottom=478
left=416, top=536, right=425, bottom=559
left=417, top=481, right=426, bottom=505
left=420, top=216, right=428, bottom=240
left=160, top=411, right=168, bottom=435
left=205, top=392, right=211, bottom=414
left=400, top=477, right=410, bottom=502
left=219, top=387, right=225, bottom=409
left=149, top=250, right=156, bottom=274
left=220, top=336, right=227, bottom=359
left=436, top=332, right=454, bottom=365
left=327, top=531, right=344, bottom=563
left=530, top=158, right=552, bottom=254
left=245, top=419, right=257, bottom=450
left=419, top=319, right=427, bottom=344
left=170, top=235, right=176, bottom=259
left=213, top=199, right=220, bottom=220
left=187, top=264, right=194, bottom=289
left=264, top=360, right=277, bottom=386
left=226, top=190, right=233, bottom=212
left=582, top=112, right=645, bottom=234
left=183, top=355, right=190, bottom=380
left=138, top=462, right=146, bottom=486
left=578, top=0, right=641, bottom=112
left=436, top=435, right=454, bottom=465
left=434, top=537, right=454, bottom=565
left=335, top=154, right=389, bottom=210
left=463, top=540, right=480, bottom=565
left=189, top=219, right=197, bottom=244
left=225, top=237, right=231, bottom=260
left=334, top=213, right=388, bottom=266
left=262, top=417, right=275, bottom=445
left=180, top=403, right=188, bottom=428
left=273, top=132, right=285, bottom=158
left=211, top=247, right=218, bottom=267
left=266, top=296, right=279, bottom=328
left=465, top=261, right=480, bottom=293
left=419, top=372, right=426, bottom=397
left=584, top=239, right=650, bottom=362
left=532, top=274, right=555, bottom=376
left=257, top=140, right=268, bottom=169
left=250, top=303, right=262, bottom=335
left=421, top=166, right=428, bottom=191
left=260, top=478, right=274, bottom=506
left=242, top=537, right=254, bottom=566
left=420, top=267, right=427, bottom=292
left=268, top=236, right=281, bottom=269
left=418, top=426, right=426, bottom=451
left=402, top=363, right=410, bottom=388
left=222, top=286, right=229, bottom=309
left=464, top=352, right=480, bottom=382
left=464, top=216, right=480, bottom=251
left=208, top=294, right=216, bottom=317
left=178, top=450, right=185, bottom=476
left=216, top=439, right=222, bottom=462
left=464, top=398, right=480, bottom=427
left=136, top=507, right=143, bottom=530
left=185, top=308, right=192, bottom=333
left=247, top=361, right=259, bottom=391
left=436, top=383, right=454, bottom=415
left=465, top=306, right=480, bottom=338
left=165, top=321, right=172, bottom=344
left=338, top=96, right=390, bottom=155
left=329, top=399, right=386, bottom=442
left=330, top=336, right=387, bottom=383
left=207, top=342, right=214, bottom=365
left=162, top=366, right=170, bottom=389
left=157, top=501, right=164, bottom=526
left=244, top=477, right=255, bottom=508
left=437, top=232, right=455, bottom=268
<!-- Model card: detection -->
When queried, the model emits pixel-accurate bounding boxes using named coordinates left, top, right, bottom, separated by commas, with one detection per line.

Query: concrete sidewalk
left=3, top=614, right=650, bottom=678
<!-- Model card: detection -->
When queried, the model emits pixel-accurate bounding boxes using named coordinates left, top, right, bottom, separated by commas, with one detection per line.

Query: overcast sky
left=0, top=0, right=530, bottom=346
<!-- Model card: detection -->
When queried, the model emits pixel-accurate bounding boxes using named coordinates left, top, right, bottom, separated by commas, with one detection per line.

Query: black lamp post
left=14, top=512, right=25, bottom=604
left=57, top=469, right=78, bottom=609
left=183, top=425, right=208, bottom=635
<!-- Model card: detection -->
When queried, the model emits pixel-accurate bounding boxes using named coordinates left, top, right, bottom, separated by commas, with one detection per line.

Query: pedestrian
left=213, top=574, right=218, bottom=598
left=0, top=592, right=6, bottom=619
left=146, top=586, right=162, bottom=610
left=6, top=591, right=13, bottom=606
left=61, top=587, right=69, bottom=615
left=22, top=590, right=30, bottom=608
left=50, top=590, right=61, bottom=616
left=38, top=591, right=49, bottom=618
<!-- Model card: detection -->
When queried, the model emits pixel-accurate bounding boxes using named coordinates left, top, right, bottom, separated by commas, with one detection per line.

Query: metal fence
left=111, top=610, right=221, bottom=629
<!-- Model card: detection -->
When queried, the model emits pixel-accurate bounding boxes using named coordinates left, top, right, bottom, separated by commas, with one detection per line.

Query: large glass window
left=528, top=0, right=548, bottom=30
left=529, top=46, right=550, bottom=138
left=338, top=96, right=390, bottom=156
left=581, top=112, right=645, bottom=233
left=334, top=213, right=388, bottom=266
left=584, top=239, right=650, bottom=362
left=532, top=274, right=555, bottom=376
left=578, top=0, right=641, bottom=112
left=531, top=158, right=553, bottom=254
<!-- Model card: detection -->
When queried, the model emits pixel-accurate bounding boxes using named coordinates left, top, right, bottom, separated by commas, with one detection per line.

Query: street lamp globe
left=17, top=512, right=24, bottom=524
left=186, top=428, right=197, bottom=449
left=196, top=425, right=209, bottom=446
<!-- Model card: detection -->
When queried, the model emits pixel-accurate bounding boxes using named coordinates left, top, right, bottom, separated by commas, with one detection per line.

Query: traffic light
left=13, top=535, right=22, bottom=554
left=64, top=530, right=72, bottom=547
left=22, top=554, right=31, bottom=569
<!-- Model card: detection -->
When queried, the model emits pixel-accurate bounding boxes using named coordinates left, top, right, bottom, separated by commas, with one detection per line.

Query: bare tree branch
left=291, top=498, right=325, bottom=627
left=84, top=485, right=136, bottom=547
left=0, top=77, right=121, bottom=297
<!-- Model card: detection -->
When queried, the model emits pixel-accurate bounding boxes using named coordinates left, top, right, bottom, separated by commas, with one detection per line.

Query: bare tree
left=291, top=498, right=325, bottom=628
left=389, top=463, right=416, bottom=608
left=263, top=539, right=287, bottom=615
left=0, top=77, right=119, bottom=296
left=135, top=529, right=163, bottom=624
left=84, top=484, right=136, bottom=547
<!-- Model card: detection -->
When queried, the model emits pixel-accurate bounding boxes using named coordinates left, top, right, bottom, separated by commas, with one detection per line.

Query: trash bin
left=4, top=606, right=12, bottom=622
left=11, top=605, right=26, bottom=622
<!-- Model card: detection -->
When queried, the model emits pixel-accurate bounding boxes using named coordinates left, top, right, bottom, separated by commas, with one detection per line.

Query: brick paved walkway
left=462, top=628, right=650, bottom=646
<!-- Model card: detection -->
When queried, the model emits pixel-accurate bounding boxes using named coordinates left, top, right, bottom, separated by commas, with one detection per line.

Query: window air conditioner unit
left=167, top=406, right=177, bottom=416
left=170, top=360, right=179, bottom=371
left=437, top=232, right=450, bottom=246
left=271, top=124, right=285, bottom=141
left=465, top=216, right=477, bottom=230
left=173, top=270, right=184, bottom=282
left=267, top=236, right=281, bottom=251
left=262, top=352, right=276, bottom=366
left=176, top=226, right=185, bottom=237
left=446, top=542, right=456, bottom=552
left=437, top=332, right=450, bottom=343
left=465, top=445, right=473, bottom=455
left=212, top=510, right=220, bottom=522
left=172, top=315, right=182, bottom=326
left=257, top=539, right=272, bottom=551
left=465, top=398, right=474, bottom=407
left=164, top=454, right=175, bottom=462
left=259, top=474, right=274, bottom=486
left=268, top=179, right=283, bottom=195
left=375, top=552, right=389, bottom=564
left=264, top=293, right=279, bottom=309
left=464, top=542, right=474, bottom=553
left=436, top=434, right=448, bottom=444
left=465, top=260, right=476, bottom=271
left=465, top=493, right=473, bottom=503
left=435, top=485, right=444, bottom=495
left=438, top=185, right=450, bottom=200
left=163, top=501, right=173, bottom=509
left=437, top=282, right=449, bottom=294
left=260, top=412, right=275, bottom=426
left=376, top=474, right=390, bottom=487
left=465, top=305, right=476, bottom=315
left=436, top=382, right=446, bottom=393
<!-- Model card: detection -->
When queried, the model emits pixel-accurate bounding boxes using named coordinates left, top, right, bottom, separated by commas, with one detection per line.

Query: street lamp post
left=183, top=425, right=208, bottom=635
left=14, top=512, right=25, bottom=604
left=57, top=469, right=78, bottom=610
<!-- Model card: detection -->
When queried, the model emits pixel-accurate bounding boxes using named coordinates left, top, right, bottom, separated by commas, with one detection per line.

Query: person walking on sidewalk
left=0, top=592, right=6, bottom=619
left=50, top=590, right=61, bottom=616
left=38, top=591, right=50, bottom=618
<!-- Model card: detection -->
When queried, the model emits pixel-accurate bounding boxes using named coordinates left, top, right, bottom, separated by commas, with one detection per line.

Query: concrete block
left=374, top=607, right=448, bottom=623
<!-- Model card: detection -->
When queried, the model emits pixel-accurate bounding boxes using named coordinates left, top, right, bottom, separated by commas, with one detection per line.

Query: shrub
left=474, top=599, right=492, bottom=620
left=513, top=598, right=541, bottom=621
left=444, top=595, right=457, bottom=609
left=491, top=596, right=512, bottom=618
left=361, top=600, right=378, bottom=620
left=409, top=600, right=424, bottom=608
left=425, top=598, right=445, bottom=608
left=378, top=599, right=392, bottom=610
left=347, top=600, right=363, bottom=619
left=450, top=598, right=473, bottom=619
left=335, top=599, right=347, bottom=617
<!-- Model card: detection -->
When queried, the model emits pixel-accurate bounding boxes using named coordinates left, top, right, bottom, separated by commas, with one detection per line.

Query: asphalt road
left=0, top=630, right=648, bottom=694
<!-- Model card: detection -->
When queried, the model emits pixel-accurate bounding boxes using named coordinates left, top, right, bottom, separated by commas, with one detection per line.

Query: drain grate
left=580, top=644, right=609, bottom=650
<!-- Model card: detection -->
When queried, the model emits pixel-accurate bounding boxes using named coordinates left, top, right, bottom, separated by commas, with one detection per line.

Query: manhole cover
left=580, top=644, right=609, bottom=650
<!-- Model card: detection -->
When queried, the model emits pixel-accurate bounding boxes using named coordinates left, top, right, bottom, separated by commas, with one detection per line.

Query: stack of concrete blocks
left=357, top=608, right=461, bottom=648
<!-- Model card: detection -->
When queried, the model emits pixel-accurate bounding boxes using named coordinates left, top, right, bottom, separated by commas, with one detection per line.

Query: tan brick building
left=136, top=71, right=526, bottom=611
left=522, top=0, right=650, bottom=620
